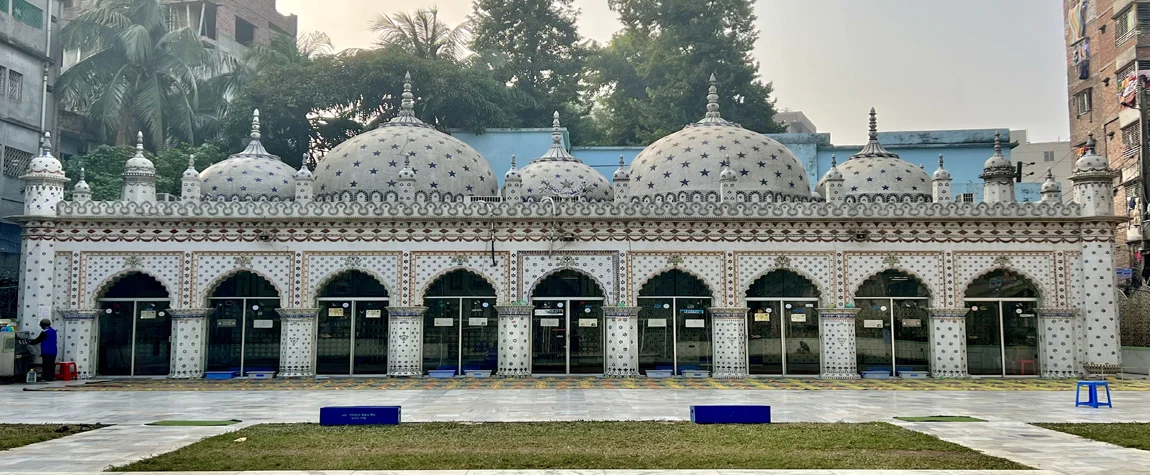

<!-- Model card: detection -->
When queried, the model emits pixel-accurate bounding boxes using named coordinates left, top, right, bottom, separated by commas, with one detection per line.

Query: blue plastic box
left=320, top=406, right=401, bottom=426
left=691, top=405, right=771, bottom=424
left=205, top=371, right=236, bottom=380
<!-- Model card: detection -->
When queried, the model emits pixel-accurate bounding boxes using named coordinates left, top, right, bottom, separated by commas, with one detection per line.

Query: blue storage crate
left=646, top=369, right=673, bottom=378
left=898, top=371, right=929, bottom=379
left=861, top=370, right=891, bottom=379
left=428, top=369, right=455, bottom=378
left=205, top=371, right=236, bottom=380
left=246, top=371, right=275, bottom=379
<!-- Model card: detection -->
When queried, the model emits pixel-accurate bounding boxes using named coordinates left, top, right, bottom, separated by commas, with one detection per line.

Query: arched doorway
left=207, top=272, right=281, bottom=376
left=423, top=270, right=498, bottom=376
left=855, top=270, right=930, bottom=377
left=97, top=273, right=171, bottom=376
left=964, top=269, right=1040, bottom=376
left=530, top=269, right=606, bottom=375
left=745, top=270, right=821, bottom=376
left=637, top=270, right=712, bottom=375
left=315, top=270, right=389, bottom=375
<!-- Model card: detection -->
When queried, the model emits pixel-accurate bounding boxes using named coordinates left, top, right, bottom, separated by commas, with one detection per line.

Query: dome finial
left=1085, top=133, right=1097, bottom=155
left=538, top=111, right=578, bottom=161
left=187, top=154, right=196, bottom=170
left=830, top=154, right=837, bottom=167
left=868, top=107, right=878, bottom=141
left=79, top=167, right=86, bottom=181
left=993, top=131, right=1002, bottom=155
left=387, top=72, right=427, bottom=126
left=705, top=73, right=721, bottom=120
left=239, top=109, right=273, bottom=157
left=250, top=110, right=261, bottom=140
left=852, top=108, right=898, bottom=159
left=136, top=131, right=145, bottom=152
left=511, top=154, right=517, bottom=169
left=939, top=153, right=945, bottom=168
left=39, top=132, right=52, bottom=156
left=619, top=155, right=625, bottom=168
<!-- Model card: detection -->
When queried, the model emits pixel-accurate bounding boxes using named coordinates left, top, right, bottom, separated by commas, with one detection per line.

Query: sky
left=276, top=0, right=1070, bottom=145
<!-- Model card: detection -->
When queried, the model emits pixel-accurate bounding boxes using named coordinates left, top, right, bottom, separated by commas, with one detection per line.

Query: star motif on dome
left=430, top=182, right=438, bottom=189
left=370, top=168, right=378, bottom=174
left=271, top=187, right=278, bottom=192
left=335, top=171, right=342, bottom=176
left=775, top=171, right=782, bottom=177
left=700, top=153, right=709, bottom=159
left=851, top=186, right=858, bottom=191
left=448, top=171, right=456, bottom=177
left=758, top=161, right=766, bottom=168
left=682, top=161, right=691, bottom=168
left=387, top=180, right=396, bottom=187
left=350, top=181, right=358, bottom=188
left=255, top=178, right=263, bottom=182
left=663, top=172, right=672, bottom=178
left=389, top=161, right=397, bottom=167
left=882, top=185, right=889, bottom=190
left=226, top=177, right=234, bottom=182
left=740, top=169, right=749, bottom=176
left=647, top=183, right=655, bottom=189
left=353, top=161, right=361, bottom=167
left=466, top=185, right=474, bottom=192
left=760, top=179, right=768, bottom=186
left=680, top=179, right=690, bottom=186
left=428, top=162, right=437, bottom=168
left=700, top=169, right=710, bottom=176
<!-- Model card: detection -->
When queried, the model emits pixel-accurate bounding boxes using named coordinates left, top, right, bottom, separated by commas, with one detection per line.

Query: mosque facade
left=12, top=74, right=1126, bottom=380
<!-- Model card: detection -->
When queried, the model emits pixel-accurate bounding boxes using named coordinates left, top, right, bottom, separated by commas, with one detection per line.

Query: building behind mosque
left=11, top=74, right=1125, bottom=380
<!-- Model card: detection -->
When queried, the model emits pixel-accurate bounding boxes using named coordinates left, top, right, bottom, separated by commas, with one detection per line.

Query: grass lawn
left=0, top=424, right=103, bottom=451
left=1035, top=423, right=1150, bottom=451
left=115, top=422, right=1027, bottom=471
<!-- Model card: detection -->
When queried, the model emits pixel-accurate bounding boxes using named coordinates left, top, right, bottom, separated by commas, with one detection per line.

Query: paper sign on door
left=434, top=318, right=454, bottom=327
left=468, top=318, right=488, bottom=326
left=790, top=314, right=806, bottom=323
left=754, top=313, right=770, bottom=322
left=365, top=309, right=382, bottom=319
left=253, top=319, right=274, bottom=329
left=648, top=318, right=667, bottom=327
left=328, top=308, right=344, bottom=317
left=578, top=318, right=598, bottom=327
left=540, top=318, right=560, bottom=327
left=140, top=311, right=157, bottom=320
left=863, top=319, right=884, bottom=328
left=685, top=319, right=705, bottom=328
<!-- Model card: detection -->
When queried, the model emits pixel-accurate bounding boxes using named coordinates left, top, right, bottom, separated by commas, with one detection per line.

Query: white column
left=275, top=308, right=319, bottom=377
left=819, top=308, right=860, bottom=379
left=1038, top=308, right=1080, bottom=378
left=928, top=308, right=968, bottom=378
left=496, top=305, right=532, bottom=377
left=711, top=307, right=749, bottom=378
left=386, top=306, right=426, bottom=376
left=19, top=225, right=56, bottom=336
left=1078, top=242, right=1123, bottom=374
left=61, top=309, right=98, bottom=379
left=603, top=306, right=640, bottom=377
left=168, top=308, right=212, bottom=379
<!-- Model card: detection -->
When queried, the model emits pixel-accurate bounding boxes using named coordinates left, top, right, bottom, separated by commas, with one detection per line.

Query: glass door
left=676, top=298, right=711, bottom=373
left=532, top=300, right=567, bottom=374
left=133, top=302, right=171, bottom=376
left=460, top=298, right=498, bottom=372
left=855, top=299, right=894, bottom=375
left=892, top=299, right=929, bottom=374
left=424, top=298, right=460, bottom=374
left=637, top=298, right=675, bottom=374
left=569, top=300, right=604, bottom=374
left=242, top=299, right=281, bottom=373
left=1003, top=301, right=1039, bottom=376
left=97, top=302, right=135, bottom=376
left=353, top=301, right=388, bottom=374
left=747, top=301, right=783, bottom=375
left=965, top=302, right=1002, bottom=376
left=783, top=300, right=819, bottom=375
left=207, top=299, right=244, bottom=372
left=316, top=300, right=352, bottom=375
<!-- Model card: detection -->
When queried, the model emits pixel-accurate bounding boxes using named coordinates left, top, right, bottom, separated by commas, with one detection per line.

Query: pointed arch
left=637, top=267, right=719, bottom=302
left=200, top=268, right=285, bottom=307
left=852, top=268, right=932, bottom=300
left=741, top=267, right=825, bottom=306
left=90, top=270, right=174, bottom=308
left=963, top=267, right=1044, bottom=300
left=315, top=269, right=389, bottom=299
left=418, top=267, right=504, bottom=303
left=528, top=267, right=608, bottom=301
left=308, top=267, right=394, bottom=303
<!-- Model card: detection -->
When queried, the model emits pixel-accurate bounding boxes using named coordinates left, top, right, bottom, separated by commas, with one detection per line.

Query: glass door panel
left=747, top=301, right=782, bottom=375
left=569, top=300, right=604, bottom=374
left=423, top=298, right=460, bottom=374
left=784, top=300, right=820, bottom=375
left=638, top=298, right=674, bottom=374
left=855, top=299, right=892, bottom=374
left=316, top=301, right=352, bottom=375
left=133, top=302, right=171, bottom=376
left=243, top=299, right=281, bottom=374
left=353, top=301, right=388, bottom=374
left=97, top=302, right=134, bottom=376
left=893, top=299, right=929, bottom=373
left=532, top=300, right=567, bottom=374
left=965, top=302, right=1002, bottom=376
left=207, top=299, right=244, bottom=372
left=460, top=298, right=497, bottom=372
left=1003, top=301, right=1039, bottom=376
left=676, top=298, right=711, bottom=373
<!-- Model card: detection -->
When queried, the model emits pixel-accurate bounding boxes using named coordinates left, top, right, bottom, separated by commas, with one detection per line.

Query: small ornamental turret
left=396, top=155, right=417, bottom=203
left=122, top=132, right=157, bottom=203
left=1040, top=169, right=1062, bottom=204
left=294, top=161, right=314, bottom=202
left=503, top=154, right=523, bottom=202
left=1070, top=134, right=1118, bottom=217
left=980, top=131, right=1015, bottom=203
left=932, top=154, right=953, bottom=204
left=720, top=157, right=738, bottom=203
left=821, top=154, right=844, bottom=204
left=181, top=154, right=201, bottom=202
left=612, top=155, right=630, bottom=204
left=72, top=168, right=92, bottom=203
left=22, top=132, right=69, bottom=217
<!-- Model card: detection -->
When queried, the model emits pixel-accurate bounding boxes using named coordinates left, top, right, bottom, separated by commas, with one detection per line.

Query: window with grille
left=0, top=67, right=6, bottom=100
left=1044, top=151, right=1055, bottom=162
left=1118, top=7, right=1138, bottom=45
left=7, top=70, right=21, bottom=103
left=2, top=147, right=35, bottom=178
left=12, top=0, right=44, bottom=29
left=0, top=0, right=8, bottom=15
left=1076, top=89, right=1093, bottom=115
left=1124, top=123, right=1142, bottom=159
left=961, top=193, right=975, bottom=203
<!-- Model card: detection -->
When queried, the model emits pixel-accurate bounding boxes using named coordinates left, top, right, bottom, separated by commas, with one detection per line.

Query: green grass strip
left=0, top=424, right=105, bottom=451
left=895, top=416, right=987, bottom=422
left=114, top=421, right=1026, bottom=471
left=147, top=420, right=240, bottom=427
left=1035, top=423, right=1150, bottom=450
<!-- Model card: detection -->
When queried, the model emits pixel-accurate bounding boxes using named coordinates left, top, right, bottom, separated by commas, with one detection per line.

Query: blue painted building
left=451, top=126, right=1041, bottom=202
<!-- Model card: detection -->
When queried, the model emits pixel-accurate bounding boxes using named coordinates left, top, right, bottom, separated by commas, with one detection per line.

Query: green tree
left=57, top=0, right=231, bottom=147
left=589, top=0, right=784, bottom=145
left=64, top=143, right=228, bottom=201
left=372, top=7, right=472, bottom=61
left=470, top=0, right=588, bottom=128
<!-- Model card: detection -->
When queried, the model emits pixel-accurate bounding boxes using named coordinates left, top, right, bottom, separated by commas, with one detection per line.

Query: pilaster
left=819, top=308, right=860, bottom=379
left=928, top=308, right=969, bottom=378
left=711, top=307, right=749, bottom=378
left=496, top=305, right=532, bottom=377
left=61, top=309, right=98, bottom=379
left=1078, top=241, right=1123, bottom=374
left=19, top=225, right=57, bottom=337
left=603, top=306, right=640, bottom=377
left=276, top=308, right=319, bottom=377
left=1038, top=308, right=1080, bottom=378
left=386, top=306, right=426, bottom=376
left=168, top=308, right=212, bottom=379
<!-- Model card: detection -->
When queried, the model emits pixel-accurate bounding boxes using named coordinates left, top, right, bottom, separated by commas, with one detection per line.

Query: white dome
left=1041, top=169, right=1061, bottom=193
left=313, top=74, right=497, bottom=201
left=124, top=132, right=156, bottom=176
left=1074, top=136, right=1109, bottom=173
left=821, top=155, right=843, bottom=181
left=518, top=113, right=612, bottom=202
left=982, top=132, right=1013, bottom=171
left=932, top=154, right=951, bottom=180
left=23, top=133, right=66, bottom=180
left=74, top=168, right=91, bottom=192
left=294, top=162, right=313, bottom=180
left=505, top=155, right=522, bottom=182
left=200, top=110, right=296, bottom=201
left=817, top=109, right=931, bottom=202
left=630, top=75, right=811, bottom=202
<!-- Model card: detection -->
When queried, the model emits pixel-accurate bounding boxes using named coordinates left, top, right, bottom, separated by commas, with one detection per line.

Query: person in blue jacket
left=26, top=319, right=58, bottom=382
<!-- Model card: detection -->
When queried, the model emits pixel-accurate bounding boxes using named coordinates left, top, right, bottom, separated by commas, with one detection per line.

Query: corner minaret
left=932, top=154, right=953, bottom=203
left=181, top=155, right=201, bottom=202
left=612, top=155, right=630, bottom=204
left=122, top=132, right=157, bottom=203
left=294, top=161, right=315, bottom=202
left=1040, top=169, right=1062, bottom=204
left=720, top=158, right=738, bottom=203
left=821, top=154, right=844, bottom=204
left=22, top=132, right=69, bottom=216
left=1070, top=134, right=1117, bottom=216
left=979, top=132, right=1015, bottom=203
left=72, top=168, right=92, bottom=203
left=502, top=154, right=523, bottom=202
left=18, top=132, right=68, bottom=342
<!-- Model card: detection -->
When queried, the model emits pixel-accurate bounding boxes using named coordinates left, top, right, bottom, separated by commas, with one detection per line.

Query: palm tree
left=57, top=0, right=231, bottom=147
left=371, top=7, right=472, bottom=61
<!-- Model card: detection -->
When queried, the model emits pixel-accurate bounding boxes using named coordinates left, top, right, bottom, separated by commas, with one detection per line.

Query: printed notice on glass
left=253, top=319, right=274, bottom=329
left=365, top=309, right=382, bottom=319
left=902, top=318, right=922, bottom=327
left=685, top=319, right=705, bottom=328
left=578, top=318, right=598, bottom=327
left=754, top=313, right=770, bottom=322
left=218, top=319, right=237, bottom=328
left=328, top=308, right=344, bottom=317
left=790, top=314, right=806, bottom=323
left=468, top=317, right=488, bottom=326
left=534, top=309, right=563, bottom=317
left=863, top=319, right=884, bottom=328
left=540, top=318, right=560, bottom=327
left=139, top=310, right=157, bottom=320
left=1020, top=313, right=1036, bottom=318
left=434, top=318, right=454, bottom=327
left=648, top=318, right=667, bottom=327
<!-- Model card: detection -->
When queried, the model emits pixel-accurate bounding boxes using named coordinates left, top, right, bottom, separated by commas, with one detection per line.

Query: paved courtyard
left=1, top=383, right=1149, bottom=474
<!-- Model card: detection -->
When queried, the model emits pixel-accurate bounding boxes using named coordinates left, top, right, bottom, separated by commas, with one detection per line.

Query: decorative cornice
left=61, top=309, right=98, bottom=320
left=275, top=308, right=320, bottom=320
left=168, top=308, right=213, bottom=319
left=819, top=308, right=860, bottom=319
left=385, top=306, right=428, bottom=318
left=928, top=308, right=969, bottom=319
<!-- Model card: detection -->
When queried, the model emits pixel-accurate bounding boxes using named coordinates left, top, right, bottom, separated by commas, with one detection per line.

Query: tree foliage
left=372, top=7, right=472, bottom=61
left=64, top=143, right=228, bottom=201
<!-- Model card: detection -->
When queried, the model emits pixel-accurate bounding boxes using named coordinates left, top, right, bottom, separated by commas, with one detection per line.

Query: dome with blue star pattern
left=200, top=110, right=296, bottom=201
left=817, top=109, right=931, bottom=203
left=313, top=73, right=498, bottom=202
left=515, top=112, right=612, bottom=202
left=629, top=74, right=812, bottom=203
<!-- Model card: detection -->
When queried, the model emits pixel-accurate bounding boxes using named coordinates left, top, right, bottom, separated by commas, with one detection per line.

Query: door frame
left=531, top=297, right=605, bottom=375
left=96, top=298, right=171, bottom=376
left=424, top=296, right=498, bottom=374
left=636, top=295, right=713, bottom=374
left=207, top=296, right=280, bottom=375
left=744, top=297, right=820, bottom=377
left=314, top=297, right=390, bottom=375
left=857, top=296, right=931, bottom=377
left=963, top=297, right=1040, bottom=378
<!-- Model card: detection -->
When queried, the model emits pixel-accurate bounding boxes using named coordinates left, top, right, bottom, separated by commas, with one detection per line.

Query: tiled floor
left=0, top=471, right=1064, bottom=475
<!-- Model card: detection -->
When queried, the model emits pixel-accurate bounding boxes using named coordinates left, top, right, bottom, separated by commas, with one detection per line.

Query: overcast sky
left=277, top=0, right=1069, bottom=144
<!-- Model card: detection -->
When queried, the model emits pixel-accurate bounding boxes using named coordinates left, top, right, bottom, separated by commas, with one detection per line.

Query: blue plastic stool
left=1075, top=381, right=1113, bottom=408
